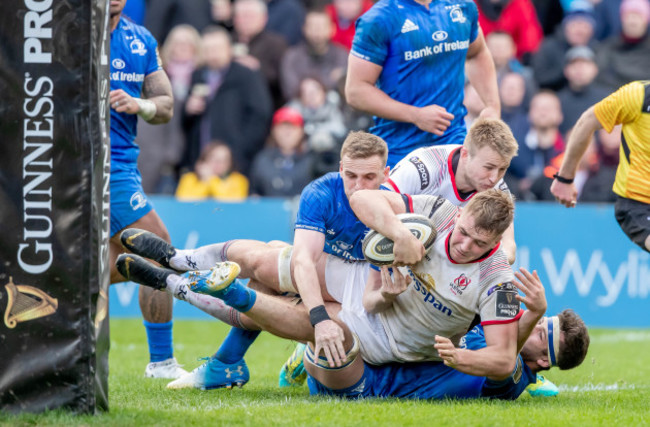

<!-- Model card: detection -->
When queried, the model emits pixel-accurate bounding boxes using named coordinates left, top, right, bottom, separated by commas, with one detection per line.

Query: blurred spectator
left=475, top=0, right=544, bottom=63
left=325, top=0, right=373, bottom=50
left=137, top=24, right=202, bottom=194
left=486, top=31, right=537, bottom=105
left=580, top=125, right=621, bottom=202
left=336, top=73, right=373, bottom=133
left=210, top=0, right=234, bottom=32
left=507, top=91, right=565, bottom=199
left=558, top=46, right=610, bottom=134
left=287, top=77, right=348, bottom=154
left=176, top=142, right=249, bottom=201
left=249, top=107, right=315, bottom=196
left=594, top=0, right=623, bottom=41
left=145, top=0, right=213, bottom=44
left=532, top=0, right=565, bottom=36
left=181, top=27, right=272, bottom=176
left=266, top=0, right=307, bottom=46
left=499, top=72, right=529, bottom=146
left=595, top=0, right=650, bottom=90
left=280, top=10, right=348, bottom=100
left=463, top=83, right=485, bottom=128
left=232, top=0, right=288, bottom=108
left=532, top=0, right=598, bottom=90
left=530, top=135, right=598, bottom=201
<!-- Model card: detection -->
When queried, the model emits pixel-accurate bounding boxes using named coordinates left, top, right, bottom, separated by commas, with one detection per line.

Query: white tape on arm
left=134, top=98, right=157, bottom=121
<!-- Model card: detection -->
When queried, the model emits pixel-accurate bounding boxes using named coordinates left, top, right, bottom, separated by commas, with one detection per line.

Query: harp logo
left=3, top=277, right=58, bottom=328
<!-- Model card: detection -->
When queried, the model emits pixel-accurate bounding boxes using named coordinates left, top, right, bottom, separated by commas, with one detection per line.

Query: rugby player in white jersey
left=118, top=190, right=528, bottom=382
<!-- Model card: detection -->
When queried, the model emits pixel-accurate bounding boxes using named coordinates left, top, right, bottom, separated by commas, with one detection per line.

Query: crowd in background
left=124, top=0, right=650, bottom=202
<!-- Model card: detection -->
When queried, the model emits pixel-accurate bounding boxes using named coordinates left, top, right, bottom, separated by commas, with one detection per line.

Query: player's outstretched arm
left=292, top=229, right=347, bottom=368
left=466, top=29, right=500, bottom=120
left=512, top=268, right=547, bottom=353
left=435, top=321, right=518, bottom=380
left=550, top=106, right=602, bottom=207
left=350, top=190, right=424, bottom=265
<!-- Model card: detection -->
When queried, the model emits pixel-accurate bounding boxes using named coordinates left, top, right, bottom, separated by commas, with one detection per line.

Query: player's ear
left=382, top=166, right=390, bottom=181
left=537, top=357, right=550, bottom=370
left=460, top=146, right=469, bottom=159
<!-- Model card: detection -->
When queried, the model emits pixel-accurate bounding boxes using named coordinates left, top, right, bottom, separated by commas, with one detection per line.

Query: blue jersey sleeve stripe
left=295, top=224, right=326, bottom=234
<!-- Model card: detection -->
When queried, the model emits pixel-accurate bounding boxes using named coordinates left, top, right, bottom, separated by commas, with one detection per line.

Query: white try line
left=590, top=331, right=650, bottom=343
left=558, top=383, right=647, bottom=393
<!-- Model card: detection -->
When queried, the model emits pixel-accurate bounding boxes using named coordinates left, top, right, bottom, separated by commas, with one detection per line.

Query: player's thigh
left=614, top=196, right=650, bottom=253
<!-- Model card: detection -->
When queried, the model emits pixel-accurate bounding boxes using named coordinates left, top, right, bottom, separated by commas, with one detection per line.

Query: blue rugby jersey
left=351, top=0, right=479, bottom=165
left=295, top=172, right=381, bottom=261
left=308, top=324, right=536, bottom=400
left=110, top=17, right=162, bottom=171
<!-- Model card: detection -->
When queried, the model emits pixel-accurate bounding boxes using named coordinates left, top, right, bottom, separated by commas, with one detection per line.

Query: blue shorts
left=307, top=360, right=484, bottom=400
left=110, top=168, right=153, bottom=237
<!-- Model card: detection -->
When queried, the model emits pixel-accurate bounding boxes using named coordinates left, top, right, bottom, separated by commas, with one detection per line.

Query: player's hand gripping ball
left=362, top=213, right=436, bottom=266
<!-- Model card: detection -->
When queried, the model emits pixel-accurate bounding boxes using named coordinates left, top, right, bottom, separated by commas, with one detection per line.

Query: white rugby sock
left=164, top=274, right=240, bottom=328
left=169, top=241, right=233, bottom=271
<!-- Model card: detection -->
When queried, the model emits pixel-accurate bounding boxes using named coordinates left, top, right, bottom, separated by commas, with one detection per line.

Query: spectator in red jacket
left=325, top=0, right=373, bottom=51
left=475, top=0, right=543, bottom=63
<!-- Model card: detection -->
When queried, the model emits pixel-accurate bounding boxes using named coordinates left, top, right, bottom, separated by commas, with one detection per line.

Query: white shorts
left=325, top=255, right=394, bottom=365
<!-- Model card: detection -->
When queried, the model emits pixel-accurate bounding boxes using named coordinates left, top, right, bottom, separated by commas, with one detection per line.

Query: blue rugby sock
left=215, top=328, right=261, bottom=364
left=213, top=278, right=257, bottom=312
left=143, top=320, right=173, bottom=362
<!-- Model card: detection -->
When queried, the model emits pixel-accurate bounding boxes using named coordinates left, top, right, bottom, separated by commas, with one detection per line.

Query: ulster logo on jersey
left=449, top=273, right=470, bottom=295
left=130, top=38, right=147, bottom=56
left=112, top=58, right=126, bottom=70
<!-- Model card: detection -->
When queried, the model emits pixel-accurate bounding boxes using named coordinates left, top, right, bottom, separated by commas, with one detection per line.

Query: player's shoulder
left=478, top=248, right=514, bottom=282
left=358, top=0, right=401, bottom=26
left=302, top=172, right=340, bottom=199
left=119, top=17, right=157, bottom=46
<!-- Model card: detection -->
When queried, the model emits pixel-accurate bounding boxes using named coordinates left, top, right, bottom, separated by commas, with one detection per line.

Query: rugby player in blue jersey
left=120, top=131, right=391, bottom=389
left=345, top=0, right=500, bottom=167
left=108, top=0, right=186, bottom=379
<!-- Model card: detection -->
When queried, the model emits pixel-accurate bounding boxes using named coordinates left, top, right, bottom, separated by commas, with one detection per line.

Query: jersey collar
left=448, top=147, right=476, bottom=203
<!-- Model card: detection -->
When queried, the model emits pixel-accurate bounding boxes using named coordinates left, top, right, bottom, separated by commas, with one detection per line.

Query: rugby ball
left=362, top=213, right=437, bottom=266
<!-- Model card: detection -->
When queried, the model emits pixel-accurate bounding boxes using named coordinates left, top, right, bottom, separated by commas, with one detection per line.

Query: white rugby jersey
left=378, top=195, right=520, bottom=362
left=386, top=145, right=510, bottom=205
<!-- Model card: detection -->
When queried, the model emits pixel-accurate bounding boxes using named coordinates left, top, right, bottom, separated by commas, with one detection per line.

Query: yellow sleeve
left=175, top=173, right=212, bottom=200
left=594, top=81, right=643, bottom=133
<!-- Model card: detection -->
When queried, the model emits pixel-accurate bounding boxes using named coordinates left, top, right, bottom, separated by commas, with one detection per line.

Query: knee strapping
left=277, top=246, right=297, bottom=293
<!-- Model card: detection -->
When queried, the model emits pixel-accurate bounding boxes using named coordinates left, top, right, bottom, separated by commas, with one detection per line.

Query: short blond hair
left=463, top=189, right=514, bottom=237
left=340, top=131, right=388, bottom=164
left=464, top=118, right=518, bottom=160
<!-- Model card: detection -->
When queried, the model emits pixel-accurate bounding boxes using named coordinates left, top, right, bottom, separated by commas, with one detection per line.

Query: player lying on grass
left=116, top=241, right=589, bottom=399
left=120, top=119, right=538, bottom=391
left=117, top=190, right=578, bottom=389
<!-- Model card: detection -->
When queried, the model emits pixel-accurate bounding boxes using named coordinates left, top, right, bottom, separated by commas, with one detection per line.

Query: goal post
left=0, top=0, right=110, bottom=413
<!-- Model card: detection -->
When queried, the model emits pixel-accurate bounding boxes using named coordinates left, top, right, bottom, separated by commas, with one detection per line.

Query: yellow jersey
left=594, top=80, right=650, bottom=204
left=175, top=171, right=249, bottom=201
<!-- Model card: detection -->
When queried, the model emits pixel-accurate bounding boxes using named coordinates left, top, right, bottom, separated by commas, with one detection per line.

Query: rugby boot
left=144, top=357, right=188, bottom=379
left=167, top=356, right=249, bottom=390
left=116, top=253, right=174, bottom=291
left=526, top=374, right=559, bottom=397
left=186, top=262, right=242, bottom=298
left=120, top=228, right=177, bottom=269
left=279, top=343, right=308, bottom=388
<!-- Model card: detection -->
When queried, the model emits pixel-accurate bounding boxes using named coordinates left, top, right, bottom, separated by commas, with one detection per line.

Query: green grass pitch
left=2, top=318, right=649, bottom=426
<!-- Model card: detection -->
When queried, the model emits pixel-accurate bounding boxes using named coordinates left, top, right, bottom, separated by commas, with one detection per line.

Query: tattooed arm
left=109, top=69, right=174, bottom=124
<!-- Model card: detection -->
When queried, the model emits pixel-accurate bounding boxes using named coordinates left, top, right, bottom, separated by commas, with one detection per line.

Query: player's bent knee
left=304, top=333, right=360, bottom=371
